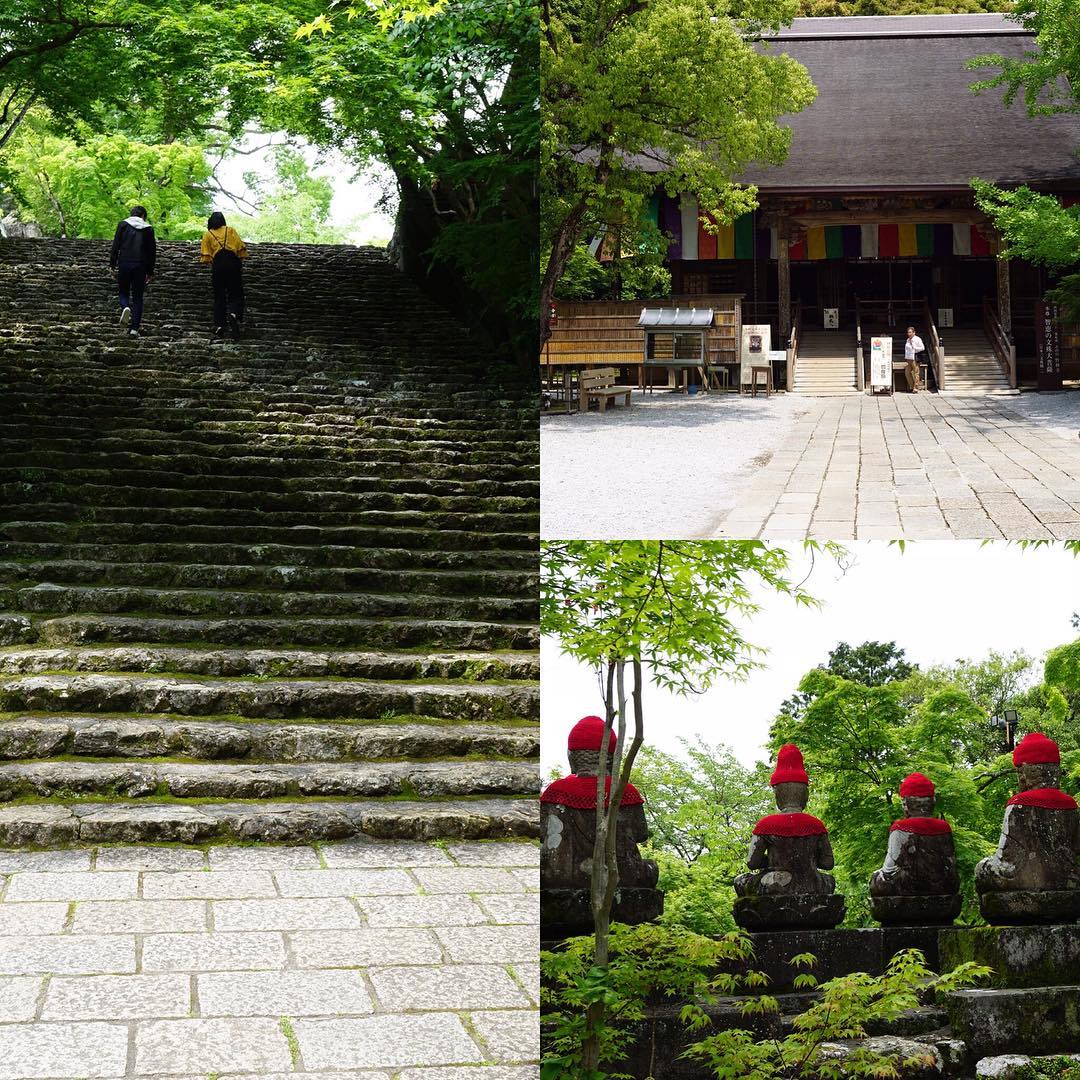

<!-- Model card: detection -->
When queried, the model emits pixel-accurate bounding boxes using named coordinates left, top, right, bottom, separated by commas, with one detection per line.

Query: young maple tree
left=540, top=539, right=842, bottom=1070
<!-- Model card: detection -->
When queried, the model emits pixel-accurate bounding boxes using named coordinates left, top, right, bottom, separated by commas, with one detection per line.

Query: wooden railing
left=921, top=300, right=944, bottom=393
left=786, top=301, right=802, bottom=391
left=983, top=296, right=1017, bottom=389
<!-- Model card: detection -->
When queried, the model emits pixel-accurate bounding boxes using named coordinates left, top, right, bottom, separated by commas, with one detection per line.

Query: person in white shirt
left=904, top=326, right=925, bottom=392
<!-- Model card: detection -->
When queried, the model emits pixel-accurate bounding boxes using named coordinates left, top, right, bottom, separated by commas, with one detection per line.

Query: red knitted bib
left=1007, top=788, right=1078, bottom=810
left=889, top=817, right=952, bottom=835
left=540, top=775, right=645, bottom=809
left=752, top=812, right=828, bottom=837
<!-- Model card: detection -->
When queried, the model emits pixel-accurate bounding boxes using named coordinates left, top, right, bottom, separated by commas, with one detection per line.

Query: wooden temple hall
left=547, top=14, right=1080, bottom=398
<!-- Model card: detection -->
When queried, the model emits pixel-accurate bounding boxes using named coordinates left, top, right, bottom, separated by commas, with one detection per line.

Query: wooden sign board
left=740, top=324, right=771, bottom=387
left=823, top=308, right=839, bottom=329
left=870, top=337, right=892, bottom=390
left=1036, top=300, right=1063, bottom=391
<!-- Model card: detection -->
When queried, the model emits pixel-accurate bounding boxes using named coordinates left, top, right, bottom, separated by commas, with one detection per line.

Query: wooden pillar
left=778, top=218, right=791, bottom=341
left=996, top=255, right=1012, bottom=338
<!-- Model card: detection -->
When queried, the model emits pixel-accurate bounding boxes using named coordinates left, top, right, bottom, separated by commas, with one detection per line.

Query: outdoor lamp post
left=991, top=709, right=1020, bottom=752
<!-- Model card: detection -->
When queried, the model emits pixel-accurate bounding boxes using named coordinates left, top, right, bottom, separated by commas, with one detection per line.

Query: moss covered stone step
left=0, top=521, right=538, bottom=551
left=0, top=714, right=538, bottom=762
left=0, top=472, right=539, bottom=503
left=0, top=645, right=538, bottom=681
left=0, top=758, right=538, bottom=801
left=0, top=504, right=539, bottom=534
left=23, top=613, right=538, bottom=650
left=0, top=541, right=537, bottom=572
left=0, top=561, right=537, bottom=598
left=0, top=796, right=540, bottom=845
left=6, top=582, right=536, bottom=623
left=0, top=672, right=538, bottom=722
left=947, top=986, right=1080, bottom=1058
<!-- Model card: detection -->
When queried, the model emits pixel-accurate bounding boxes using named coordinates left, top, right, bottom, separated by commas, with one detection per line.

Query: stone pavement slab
left=0, top=839, right=540, bottom=1077
left=706, top=395, right=1080, bottom=539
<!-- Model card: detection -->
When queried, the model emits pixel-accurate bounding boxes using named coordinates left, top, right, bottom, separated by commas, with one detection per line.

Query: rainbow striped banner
left=653, top=194, right=996, bottom=261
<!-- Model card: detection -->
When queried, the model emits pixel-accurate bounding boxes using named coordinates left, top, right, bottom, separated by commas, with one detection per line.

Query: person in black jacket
left=109, top=206, right=157, bottom=337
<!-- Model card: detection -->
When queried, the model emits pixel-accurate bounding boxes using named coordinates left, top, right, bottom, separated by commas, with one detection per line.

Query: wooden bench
left=580, top=367, right=635, bottom=413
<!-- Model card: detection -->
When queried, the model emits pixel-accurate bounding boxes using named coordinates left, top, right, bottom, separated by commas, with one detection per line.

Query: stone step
left=0, top=502, right=539, bottom=533
left=948, top=986, right=1080, bottom=1058
left=0, top=561, right=537, bottom=598
left=2, top=582, right=535, bottom=624
left=0, top=541, right=536, bottom=572
left=0, top=714, right=538, bottom=763
left=0, top=759, right=538, bottom=801
left=8, top=613, right=538, bottom=651
left=0, top=236, right=538, bottom=846
left=0, top=673, right=539, bottom=722
left=0, top=796, right=540, bottom=845
left=0, top=645, right=538, bottom=681
left=0, top=521, right=539, bottom=551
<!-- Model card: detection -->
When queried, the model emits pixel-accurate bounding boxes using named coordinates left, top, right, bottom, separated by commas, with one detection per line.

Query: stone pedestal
left=979, top=888, right=1080, bottom=925
left=541, top=885, right=664, bottom=940
left=871, top=893, right=962, bottom=927
left=733, top=892, right=845, bottom=931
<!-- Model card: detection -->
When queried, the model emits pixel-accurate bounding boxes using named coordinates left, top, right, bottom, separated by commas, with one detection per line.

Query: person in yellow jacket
left=200, top=212, right=248, bottom=338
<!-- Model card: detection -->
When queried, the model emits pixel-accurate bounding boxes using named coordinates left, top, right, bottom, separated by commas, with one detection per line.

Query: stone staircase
left=941, top=328, right=1016, bottom=396
left=792, top=330, right=859, bottom=395
left=0, top=237, right=539, bottom=846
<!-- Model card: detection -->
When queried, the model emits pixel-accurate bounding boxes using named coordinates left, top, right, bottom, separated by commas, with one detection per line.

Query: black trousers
left=117, top=260, right=148, bottom=328
left=211, top=251, right=245, bottom=326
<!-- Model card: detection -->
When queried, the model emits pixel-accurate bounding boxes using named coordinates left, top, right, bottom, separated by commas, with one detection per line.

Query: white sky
left=215, top=136, right=397, bottom=245
left=541, top=541, right=1080, bottom=777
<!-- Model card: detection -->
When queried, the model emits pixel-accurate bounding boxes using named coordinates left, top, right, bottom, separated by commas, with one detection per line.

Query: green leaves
left=540, top=541, right=842, bottom=697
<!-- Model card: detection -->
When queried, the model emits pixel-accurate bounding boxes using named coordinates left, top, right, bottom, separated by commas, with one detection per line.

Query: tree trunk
left=579, top=657, right=645, bottom=1073
left=540, top=201, right=588, bottom=344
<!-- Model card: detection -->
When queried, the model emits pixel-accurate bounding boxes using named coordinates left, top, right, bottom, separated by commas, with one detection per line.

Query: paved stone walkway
left=0, top=840, right=539, bottom=1079
left=714, top=394, right=1080, bottom=539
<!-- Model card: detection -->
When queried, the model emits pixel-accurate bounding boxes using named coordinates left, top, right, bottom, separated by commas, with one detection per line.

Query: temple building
left=550, top=14, right=1080, bottom=395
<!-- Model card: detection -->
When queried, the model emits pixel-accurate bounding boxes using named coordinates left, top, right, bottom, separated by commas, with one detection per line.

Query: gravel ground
left=1005, top=391, right=1080, bottom=442
left=541, top=391, right=811, bottom=538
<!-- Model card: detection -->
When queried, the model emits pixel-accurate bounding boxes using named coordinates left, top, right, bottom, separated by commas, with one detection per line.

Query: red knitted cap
left=770, top=743, right=809, bottom=786
left=899, top=773, right=935, bottom=798
left=568, top=715, right=616, bottom=754
left=1013, top=732, right=1059, bottom=767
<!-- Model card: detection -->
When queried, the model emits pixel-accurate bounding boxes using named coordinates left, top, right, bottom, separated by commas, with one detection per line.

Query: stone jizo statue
left=869, top=771, right=961, bottom=925
left=540, top=715, right=663, bottom=937
left=733, top=743, right=845, bottom=930
left=976, top=732, right=1080, bottom=924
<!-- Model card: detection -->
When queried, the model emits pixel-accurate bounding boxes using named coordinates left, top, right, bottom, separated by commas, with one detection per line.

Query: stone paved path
left=714, top=394, right=1080, bottom=539
left=0, top=840, right=539, bottom=1079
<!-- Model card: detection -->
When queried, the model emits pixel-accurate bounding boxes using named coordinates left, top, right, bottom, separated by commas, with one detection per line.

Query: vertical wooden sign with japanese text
left=1036, top=300, right=1062, bottom=391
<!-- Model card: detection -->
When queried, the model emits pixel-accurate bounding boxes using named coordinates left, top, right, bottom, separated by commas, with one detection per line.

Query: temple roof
left=742, top=14, right=1080, bottom=192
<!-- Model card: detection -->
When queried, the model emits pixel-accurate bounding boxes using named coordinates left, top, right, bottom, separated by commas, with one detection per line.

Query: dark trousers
left=117, top=261, right=148, bottom=328
left=212, top=252, right=245, bottom=327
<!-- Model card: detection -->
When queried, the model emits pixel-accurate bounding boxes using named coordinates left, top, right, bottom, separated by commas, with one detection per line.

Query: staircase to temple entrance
left=0, top=238, right=539, bottom=846
left=792, top=329, right=859, bottom=395
left=941, top=327, right=1016, bottom=395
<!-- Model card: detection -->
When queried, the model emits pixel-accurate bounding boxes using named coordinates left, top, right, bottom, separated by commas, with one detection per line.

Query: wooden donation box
left=639, top=307, right=714, bottom=370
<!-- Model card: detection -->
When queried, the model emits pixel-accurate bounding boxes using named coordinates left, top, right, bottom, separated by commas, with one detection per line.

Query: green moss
left=279, top=1018, right=301, bottom=1068
left=1013, top=1060, right=1080, bottom=1079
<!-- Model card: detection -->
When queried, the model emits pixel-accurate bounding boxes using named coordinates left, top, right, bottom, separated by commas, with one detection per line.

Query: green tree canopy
left=540, top=0, right=816, bottom=338
left=969, top=0, right=1080, bottom=318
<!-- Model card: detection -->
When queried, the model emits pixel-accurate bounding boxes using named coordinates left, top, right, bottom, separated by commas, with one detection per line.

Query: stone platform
left=733, top=926, right=942, bottom=992
left=541, top=886, right=663, bottom=939
left=940, top=925, right=1080, bottom=988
